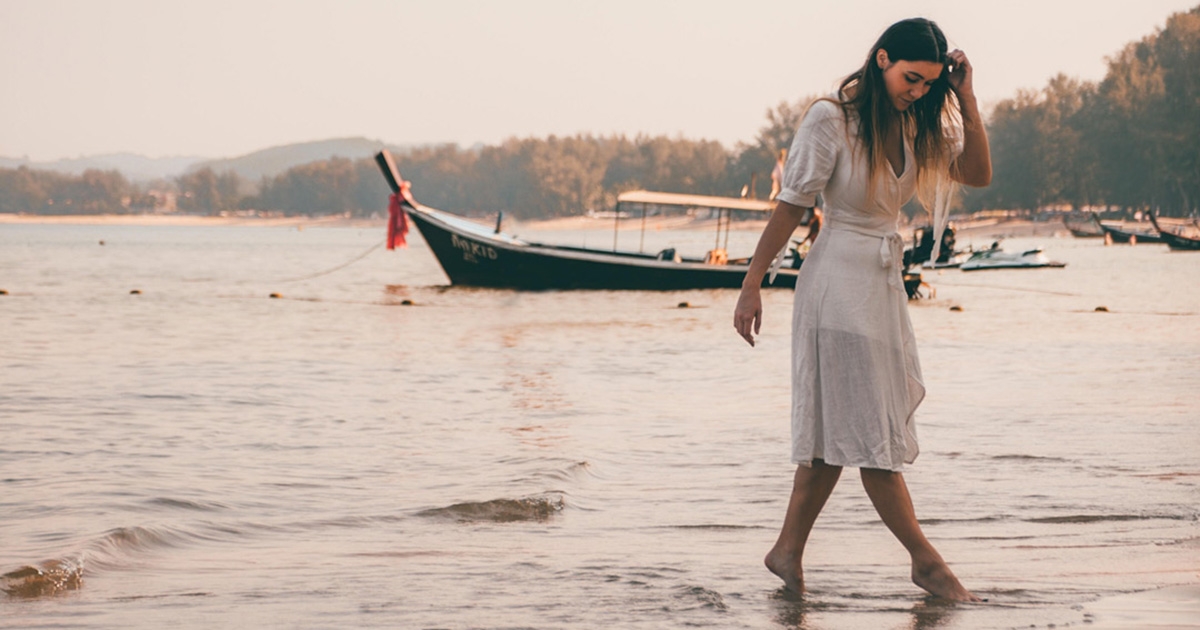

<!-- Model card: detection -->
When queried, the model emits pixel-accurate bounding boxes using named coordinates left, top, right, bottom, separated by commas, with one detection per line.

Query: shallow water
left=1, top=221, right=1198, bottom=629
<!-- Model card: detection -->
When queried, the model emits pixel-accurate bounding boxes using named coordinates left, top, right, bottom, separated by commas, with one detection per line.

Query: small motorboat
left=960, top=245, right=1067, bottom=271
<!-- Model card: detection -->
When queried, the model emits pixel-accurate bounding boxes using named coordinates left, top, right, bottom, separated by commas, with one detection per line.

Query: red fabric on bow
left=386, top=189, right=410, bottom=250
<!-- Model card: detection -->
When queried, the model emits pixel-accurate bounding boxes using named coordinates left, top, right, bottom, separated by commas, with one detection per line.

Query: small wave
left=143, top=497, right=228, bottom=512
left=1157, top=536, right=1200, bottom=548
left=673, top=585, right=728, bottom=612
left=85, top=525, right=193, bottom=569
left=417, top=494, right=564, bottom=523
left=2, top=558, right=83, bottom=599
left=917, top=516, right=1009, bottom=525
left=1133, top=471, right=1200, bottom=481
left=990, top=454, right=1071, bottom=462
left=4, top=525, right=196, bottom=599
left=526, top=460, right=596, bottom=484
left=1028, top=513, right=1191, bottom=524
left=668, top=524, right=770, bottom=530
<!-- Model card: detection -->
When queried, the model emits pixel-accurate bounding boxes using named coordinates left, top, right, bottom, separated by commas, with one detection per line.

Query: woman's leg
left=765, top=459, right=843, bottom=593
left=859, top=467, right=980, bottom=602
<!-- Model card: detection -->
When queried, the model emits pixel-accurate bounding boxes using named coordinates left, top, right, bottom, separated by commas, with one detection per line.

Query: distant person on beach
left=733, top=18, right=992, bottom=601
left=770, top=148, right=788, bottom=200
left=800, top=206, right=822, bottom=246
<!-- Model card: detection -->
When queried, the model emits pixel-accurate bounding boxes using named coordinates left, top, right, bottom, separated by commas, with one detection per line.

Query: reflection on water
left=0, top=223, right=1197, bottom=628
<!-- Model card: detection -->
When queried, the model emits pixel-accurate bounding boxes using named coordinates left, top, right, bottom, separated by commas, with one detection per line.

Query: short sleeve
left=776, top=100, right=843, bottom=208
left=946, top=121, right=965, bottom=164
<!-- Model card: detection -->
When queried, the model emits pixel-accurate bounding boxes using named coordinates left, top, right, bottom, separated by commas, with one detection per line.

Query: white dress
left=776, top=99, right=953, bottom=471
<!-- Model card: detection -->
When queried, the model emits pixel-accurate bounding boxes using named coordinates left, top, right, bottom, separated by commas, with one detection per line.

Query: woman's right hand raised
left=734, top=286, right=763, bottom=347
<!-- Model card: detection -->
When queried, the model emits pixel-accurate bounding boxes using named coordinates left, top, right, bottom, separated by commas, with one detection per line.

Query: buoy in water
left=99, top=240, right=105, bottom=246
left=1095, top=306, right=1109, bottom=312
left=401, top=299, right=414, bottom=306
left=129, top=289, right=141, bottom=295
left=677, top=301, right=690, bottom=308
left=269, top=293, right=282, bottom=299
left=0, top=289, right=8, bottom=295
left=949, top=305, right=963, bottom=312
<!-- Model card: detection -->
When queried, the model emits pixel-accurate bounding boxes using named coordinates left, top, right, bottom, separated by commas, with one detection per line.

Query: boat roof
left=616, top=190, right=774, bottom=213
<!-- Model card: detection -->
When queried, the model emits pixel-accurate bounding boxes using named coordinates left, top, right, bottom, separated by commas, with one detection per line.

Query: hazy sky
left=2, top=0, right=1195, bottom=161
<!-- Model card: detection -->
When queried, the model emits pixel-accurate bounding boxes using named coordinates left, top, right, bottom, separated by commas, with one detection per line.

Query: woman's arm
left=946, top=49, right=992, bottom=187
left=733, top=200, right=808, bottom=346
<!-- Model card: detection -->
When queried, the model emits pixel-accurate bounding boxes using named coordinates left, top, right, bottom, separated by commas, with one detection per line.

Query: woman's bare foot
left=911, top=558, right=981, bottom=602
left=764, top=546, right=805, bottom=594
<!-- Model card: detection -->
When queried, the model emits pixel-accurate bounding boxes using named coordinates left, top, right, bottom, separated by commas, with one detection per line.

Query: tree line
left=2, top=6, right=1195, bottom=219
left=965, top=5, right=1199, bottom=215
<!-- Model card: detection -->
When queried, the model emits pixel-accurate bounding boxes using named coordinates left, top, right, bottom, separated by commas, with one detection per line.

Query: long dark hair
left=835, top=18, right=959, bottom=203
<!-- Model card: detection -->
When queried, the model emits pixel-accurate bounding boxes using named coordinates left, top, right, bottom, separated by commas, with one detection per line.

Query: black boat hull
left=1148, top=213, right=1200, bottom=251
left=1096, top=222, right=1166, bottom=244
left=407, top=205, right=799, bottom=290
left=1158, top=231, right=1200, bottom=251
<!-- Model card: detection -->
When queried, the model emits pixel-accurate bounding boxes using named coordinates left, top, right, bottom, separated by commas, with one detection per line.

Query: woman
left=733, top=18, right=991, bottom=601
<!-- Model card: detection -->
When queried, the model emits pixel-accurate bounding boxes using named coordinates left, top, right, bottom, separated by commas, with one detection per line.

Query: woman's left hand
left=945, top=49, right=974, bottom=98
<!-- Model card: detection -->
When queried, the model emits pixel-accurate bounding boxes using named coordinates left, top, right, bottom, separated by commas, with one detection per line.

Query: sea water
left=1, top=221, right=1197, bottom=629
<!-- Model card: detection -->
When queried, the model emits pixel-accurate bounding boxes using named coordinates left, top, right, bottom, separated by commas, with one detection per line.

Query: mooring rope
left=274, top=239, right=386, bottom=283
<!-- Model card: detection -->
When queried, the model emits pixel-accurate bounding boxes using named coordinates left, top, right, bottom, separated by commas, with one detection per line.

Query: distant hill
left=187, top=137, right=421, bottom=182
left=0, top=138, right=441, bottom=186
left=0, top=153, right=207, bottom=182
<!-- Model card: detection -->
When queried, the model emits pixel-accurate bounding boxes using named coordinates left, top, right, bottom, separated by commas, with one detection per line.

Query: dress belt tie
left=827, top=225, right=906, bottom=294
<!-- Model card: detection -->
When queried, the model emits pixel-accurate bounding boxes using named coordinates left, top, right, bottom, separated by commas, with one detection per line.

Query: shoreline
left=0, top=212, right=1176, bottom=242
left=0, top=213, right=384, bottom=229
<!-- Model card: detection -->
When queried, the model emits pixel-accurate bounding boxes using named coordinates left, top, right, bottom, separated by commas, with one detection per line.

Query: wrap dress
left=776, top=99, right=957, bottom=471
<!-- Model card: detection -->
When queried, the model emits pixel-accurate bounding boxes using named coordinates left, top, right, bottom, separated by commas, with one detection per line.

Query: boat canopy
left=616, top=190, right=774, bottom=214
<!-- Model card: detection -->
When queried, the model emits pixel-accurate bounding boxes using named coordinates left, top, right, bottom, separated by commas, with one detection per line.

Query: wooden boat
left=1091, top=213, right=1166, bottom=244
left=1148, top=213, right=1200, bottom=251
left=373, top=150, right=803, bottom=290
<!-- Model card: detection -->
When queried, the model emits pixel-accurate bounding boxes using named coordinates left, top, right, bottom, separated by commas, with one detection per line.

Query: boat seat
left=657, top=248, right=681, bottom=263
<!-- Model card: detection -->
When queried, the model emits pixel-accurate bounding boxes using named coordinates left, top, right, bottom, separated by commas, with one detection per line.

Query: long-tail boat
left=373, top=150, right=806, bottom=291
left=1148, top=213, right=1200, bottom=251
left=1091, top=213, right=1166, bottom=244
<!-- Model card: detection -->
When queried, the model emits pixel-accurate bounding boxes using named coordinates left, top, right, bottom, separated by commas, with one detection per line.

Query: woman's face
left=877, top=51, right=943, bottom=111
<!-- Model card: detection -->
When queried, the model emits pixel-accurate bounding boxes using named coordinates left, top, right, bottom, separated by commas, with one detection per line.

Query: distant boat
left=1091, top=213, right=1166, bottom=245
left=1148, top=213, right=1200, bottom=251
left=907, top=224, right=968, bottom=268
left=960, top=245, right=1067, bottom=271
left=373, top=150, right=804, bottom=291
left=1063, top=214, right=1103, bottom=238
